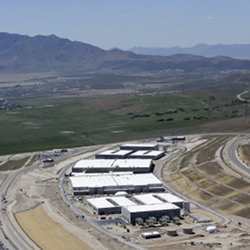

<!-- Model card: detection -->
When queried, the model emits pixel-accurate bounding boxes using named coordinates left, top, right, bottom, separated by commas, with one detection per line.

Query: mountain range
left=1, top=32, right=250, bottom=74
left=131, top=44, right=250, bottom=59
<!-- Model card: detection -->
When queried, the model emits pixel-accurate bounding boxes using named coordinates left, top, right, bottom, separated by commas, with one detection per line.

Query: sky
left=0, top=0, right=249, bottom=49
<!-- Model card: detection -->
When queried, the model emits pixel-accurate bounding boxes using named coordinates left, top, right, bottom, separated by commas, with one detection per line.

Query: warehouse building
left=87, top=196, right=136, bottom=215
left=155, top=193, right=187, bottom=209
left=133, top=193, right=164, bottom=205
left=122, top=203, right=180, bottom=225
left=120, top=143, right=159, bottom=151
left=95, top=149, right=133, bottom=159
left=128, top=150, right=165, bottom=160
left=87, top=197, right=119, bottom=215
left=70, top=173, right=164, bottom=195
left=71, top=159, right=154, bottom=174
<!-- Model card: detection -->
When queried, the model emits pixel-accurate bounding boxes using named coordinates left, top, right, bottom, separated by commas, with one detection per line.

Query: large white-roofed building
left=95, top=149, right=133, bottom=159
left=87, top=197, right=119, bottom=215
left=71, top=159, right=154, bottom=175
left=122, top=203, right=180, bottom=225
left=70, top=173, right=164, bottom=195
left=128, top=150, right=165, bottom=160
left=155, top=193, right=190, bottom=211
left=120, top=143, right=159, bottom=151
left=133, top=193, right=164, bottom=205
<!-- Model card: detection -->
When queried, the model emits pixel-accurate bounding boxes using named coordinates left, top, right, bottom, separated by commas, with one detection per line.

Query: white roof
left=121, top=143, right=158, bottom=148
left=70, top=173, right=162, bottom=188
left=72, top=159, right=152, bottom=171
left=108, top=197, right=136, bottom=207
left=87, top=197, right=114, bottom=209
left=134, top=193, right=164, bottom=205
left=112, top=159, right=152, bottom=168
left=155, top=193, right=184, bottom=203
left=125, top=203, right=180, bottom=213
left=97, top=149, right=132, bottom=156
left=130, top=150, right=164, bottom=157
left=73, top=159, right=113, bottom=169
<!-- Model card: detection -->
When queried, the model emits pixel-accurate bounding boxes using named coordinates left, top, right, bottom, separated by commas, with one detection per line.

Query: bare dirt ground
left=161, top=135, right=250, bottom=249
left=238, top=144, right=250, bottom=166
left=16, top=205, right=93, bottom=250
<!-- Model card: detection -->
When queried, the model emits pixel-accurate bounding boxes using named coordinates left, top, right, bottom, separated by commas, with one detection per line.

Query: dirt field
left=239, top=144, right=250, bottom=166
left=16, top=206, right=93, bottom=250
left=165, top=136, right=250, bottom=219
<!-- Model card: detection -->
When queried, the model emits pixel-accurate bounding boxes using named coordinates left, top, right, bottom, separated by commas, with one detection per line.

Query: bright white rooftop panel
left=72, top=159, right=152, bottom=172
left=108, top=197, right=136, bottom=207
left=98, top=149, right=132, bottom=156
left=125, top=203, right=179, bottom=213
left=134, top=193, right=164, bottom=205
left=70, top=173, right=162, bottom=189
left=155, top=193, right=184, bottom=203
left=87, top=197, right=114, bottom=209
left=121, top=143, right=158, bottom=148
left=112, top=159, right=152, bottom=168
left=145, top=150, right=165, bottom=156
left=130, top=150, right=164, bottom=157
left=73, top=159, right=113, bottom=169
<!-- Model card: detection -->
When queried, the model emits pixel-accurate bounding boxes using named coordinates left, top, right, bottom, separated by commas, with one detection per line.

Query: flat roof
left=134, top=193, right=164, bottom=205
left=108, top=196, right=136, bottom=207
left=72, top=159, right=152, bottom=170
left=97, top=149, right=133, bottom=156
left=112, top=159, right=152, bottom=168
left=125, top=203, right=180, bottom=213
left=87, top=197, right=114, bottom=209
left=120, top=143, right=158, bottom=148
left=70, top=173, right=162, bottom=188
left=155, top=193, right=184, bottom=203
left=130, top=150, right=164, bottom=157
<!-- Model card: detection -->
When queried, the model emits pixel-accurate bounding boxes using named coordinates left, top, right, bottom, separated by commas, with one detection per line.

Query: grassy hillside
left=0, top=91, right=248, bottom=155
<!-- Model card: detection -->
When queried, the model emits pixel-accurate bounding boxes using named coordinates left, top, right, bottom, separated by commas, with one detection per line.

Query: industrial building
left=87, top=196, right=136, bottom=215
left=86, top=192, right=190, bottom=217
left=128, top=150, right=165, bottom=160
left=70, top=173, right=164, bottom=195
left=95, top=149, right=133, bottom=159
left=71, top=159, right=154, bottom=174
left=122, top=203, right=180, bottom=225
left=120, top=143, right=159, bottom=151
left=134, top=193, right=189, bottom=211
left=134, top=193, right=165, bottom=205
left=87, top=197, right=119, bottom=215
left=155, top=193, right=189, bottom=210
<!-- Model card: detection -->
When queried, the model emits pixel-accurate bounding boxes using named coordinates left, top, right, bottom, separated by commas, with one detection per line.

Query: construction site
left=0, top=135, right=250, bottom=250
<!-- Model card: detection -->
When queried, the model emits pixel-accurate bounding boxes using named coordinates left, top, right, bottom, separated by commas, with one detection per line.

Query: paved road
left=236, top=90, right=250, bottom=103
left=0, top=164, right=40, bottom=250
left=226, top=137, right=250, bottom=175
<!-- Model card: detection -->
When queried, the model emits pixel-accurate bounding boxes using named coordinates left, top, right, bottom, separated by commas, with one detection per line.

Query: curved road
left=225, top=137, right=250, bottom=175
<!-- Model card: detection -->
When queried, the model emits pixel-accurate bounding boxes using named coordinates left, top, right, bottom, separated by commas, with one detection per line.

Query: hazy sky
left=0, top=1, right=249, bottom=49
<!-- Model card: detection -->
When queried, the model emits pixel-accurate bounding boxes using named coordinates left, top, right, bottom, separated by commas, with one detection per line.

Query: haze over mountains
left=131, top=44, right=250, bottom=59
left=1, top=32, right=250, bottom=74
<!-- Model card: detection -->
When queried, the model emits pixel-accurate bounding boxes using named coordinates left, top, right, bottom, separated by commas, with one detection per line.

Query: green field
left=0, top=91, right=247, bottom=155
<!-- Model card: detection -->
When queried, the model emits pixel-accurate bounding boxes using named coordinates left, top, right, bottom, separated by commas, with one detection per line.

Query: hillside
left=131, top=44, right=250, bottom=59
left=1, top=33, right=250, bottom=73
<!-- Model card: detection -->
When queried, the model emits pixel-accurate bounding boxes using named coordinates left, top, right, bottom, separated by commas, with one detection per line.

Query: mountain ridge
left=131, top=43, right=250, bottom=59
left=1, top=32, right=250, bottom=73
